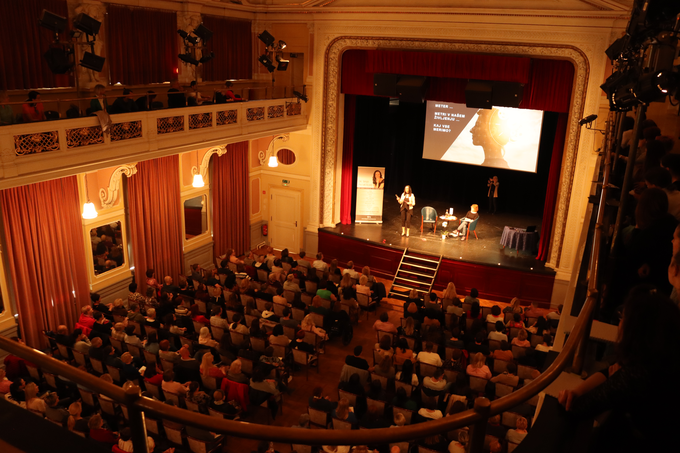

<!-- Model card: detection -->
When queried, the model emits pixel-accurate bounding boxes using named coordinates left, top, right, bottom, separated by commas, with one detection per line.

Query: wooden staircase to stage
left=387, top=248, right=442, bottom=302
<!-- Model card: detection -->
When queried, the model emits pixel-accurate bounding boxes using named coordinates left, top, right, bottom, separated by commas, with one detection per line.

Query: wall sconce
left=192, top=151, right=205, bottom=188
left=258, top=134, right=289, bottom=168
left=82, top=174, right=98, bottom=219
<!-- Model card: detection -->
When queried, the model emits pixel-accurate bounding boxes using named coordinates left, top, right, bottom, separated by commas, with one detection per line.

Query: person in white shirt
left=416, top=341, right=443, bottom=367
left=417, top=400, right=443, bottom=420
left=422, top=369, right=448, bottom=392
left=485, top=305, right=504, bottom=323
left=487, top=321, right=509, bottom=342
left=505, top=416, right=529, bottom=444
left=210, top=306, right=229, bottom=329
left=297, top=251, right=311, bottom=270
left=535, top=334, right=553, bottom=352
left=313, top=252, right=328, bottom=272
left=546, top=304, right=563, bottom=320
left=342, top=261, right=360, bottom=279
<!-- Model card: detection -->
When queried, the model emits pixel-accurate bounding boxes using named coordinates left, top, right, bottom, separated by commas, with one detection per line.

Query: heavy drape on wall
left=340, top=95, right=356, bottom=224
left=107, top=5, right=177, bottom=85
left=0, top=0, right=72, bottom=90
left=201, top=16, right=253, bottom=81
left=213, top=142, right=250, bottom=257
left=537, top=113, right=568, bottom=261
left=341, top=50, right=574, bottom=113
left=0, top=177, right=90, bottom=348
left=128, top=156, right=183, bottom=294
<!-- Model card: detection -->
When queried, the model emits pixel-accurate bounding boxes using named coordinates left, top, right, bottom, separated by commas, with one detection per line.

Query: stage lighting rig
left=293, top=90, right=308, bottom=103
left=177, top=24, right=214, bottom=67
left=257, top=30, right=290, bottom=74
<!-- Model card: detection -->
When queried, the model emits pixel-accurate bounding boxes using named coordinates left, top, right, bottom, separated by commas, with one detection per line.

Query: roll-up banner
left=355, top=166, right=385, bottom=223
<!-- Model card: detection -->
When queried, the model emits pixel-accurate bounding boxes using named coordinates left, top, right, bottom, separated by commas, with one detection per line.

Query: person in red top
left=3, top=337, right=35, bottom=380
left=88, top=414, right=118, bottom=446
left=78, top=305, right=96, bottom=330
left=21, top=91, right=44, bottom=122
left=190, top=304, right=209, bottom=325
left=506, top=313, right=525, bottom=329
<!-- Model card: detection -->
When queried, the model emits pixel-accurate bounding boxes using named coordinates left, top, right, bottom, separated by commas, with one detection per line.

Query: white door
left=270, top=188, right=301, bottom=252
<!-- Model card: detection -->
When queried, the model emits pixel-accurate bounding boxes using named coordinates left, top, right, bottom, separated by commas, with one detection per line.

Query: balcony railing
left=0, top=97, right=308, bottom=187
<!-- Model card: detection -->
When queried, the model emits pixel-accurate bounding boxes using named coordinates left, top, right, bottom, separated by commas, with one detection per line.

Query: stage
left=318, top=197, right=556, bottom=306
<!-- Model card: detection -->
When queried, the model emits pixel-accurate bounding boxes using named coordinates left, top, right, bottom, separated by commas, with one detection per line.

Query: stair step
left=403, top=254, right=440, bottom=264
left=396, top=269, right=437, bottom=279
left=394, top=276, right=432, bottom=286
left=399, top=262, right=438, bottom=272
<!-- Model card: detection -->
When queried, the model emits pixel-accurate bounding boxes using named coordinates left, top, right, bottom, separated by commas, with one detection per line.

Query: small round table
left=439, top=215, right=457, bottom=233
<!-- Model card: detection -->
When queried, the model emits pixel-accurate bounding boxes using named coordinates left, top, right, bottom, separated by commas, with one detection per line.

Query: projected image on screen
left=422, top=101, right=544, bottom=173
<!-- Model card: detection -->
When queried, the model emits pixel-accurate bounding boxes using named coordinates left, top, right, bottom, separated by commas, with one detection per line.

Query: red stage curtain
left=0, top=0, right=72, bottom=90
left=537, top=113, right=568, bottom=261
left=128, top=156, right=183, bottom=294
left=107, top=5, right=177, bottom=85
left=201, top=16, right=252, bottom=81
left=213, top=142, right=250, bottom=256
left=341, top=50, right=374, bottom=96
left=340, top=95, right=356, bottom=224
left=523, top=59, right=575, bottom=113
left=426, top=77, right=468, bottom=104
left=366, top=50, right=531, bottom=83
left=0, top=177, right=90, bottom=348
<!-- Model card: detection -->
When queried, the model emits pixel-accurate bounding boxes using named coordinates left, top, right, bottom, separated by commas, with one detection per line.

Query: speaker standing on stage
left=396, top=186, right=415, bottom=237
left=487, top=176, right=499, bottom=214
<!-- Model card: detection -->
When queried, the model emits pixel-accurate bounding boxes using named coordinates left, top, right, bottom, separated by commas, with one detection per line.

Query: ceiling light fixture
left=82, top=175, right=98, bottom=219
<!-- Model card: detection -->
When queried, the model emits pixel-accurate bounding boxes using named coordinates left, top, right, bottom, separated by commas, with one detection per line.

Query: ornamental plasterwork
left=195, top=145, right=228, bottom=181
left=317, top=32, right=605, bottom=270
left=257, top=134, right=290, bottom=166
left=99, top=164, right=137, bottom=209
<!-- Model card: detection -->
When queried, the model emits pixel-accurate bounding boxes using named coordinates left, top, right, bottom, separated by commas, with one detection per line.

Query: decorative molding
left=196, top=145, right=228, bottom=181
left=99, top=164, right=137, bottom=209
left=257, top=134, right=290, bottom=166
left=317, top=34, right=599, bottom=270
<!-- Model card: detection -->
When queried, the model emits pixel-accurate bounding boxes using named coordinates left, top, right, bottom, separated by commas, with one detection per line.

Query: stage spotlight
left=44, top=47, right=73, bottom=74
left=73, top=12, right=101, bottom=36
left=199, top=51, right=215, bottom=64
left=39, top=10, right=67, bottom=34
left=578, top=114, right=598, bottom=126
left=634, top=70, right=679, bottom=104
left=610, top=80, right=638, bottom=111
left=278, top=40, right=287, bottom=50
left=258, top=30, right=275, bottom=47
left=178, top=29, right=189, bottom=40
left=258, top=54, right=276, bottom=72
left=605, top=35, right=629, bottom=61
left=276, top=55, right=289, bottom=71
left=193, top=24, right=213, bottom=43
left=293, top=90, right=308, bottom=103
left=179, top=53, right=199, bottom=66
left=178, top=29, right=198, bottom=45
left=80, top=52, right=105, bottom=72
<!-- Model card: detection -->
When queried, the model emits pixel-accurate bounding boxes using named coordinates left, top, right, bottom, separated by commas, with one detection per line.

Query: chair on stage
left=421, top=207, right=438, bottom=234
left=466, top=217, right=479, bottom=240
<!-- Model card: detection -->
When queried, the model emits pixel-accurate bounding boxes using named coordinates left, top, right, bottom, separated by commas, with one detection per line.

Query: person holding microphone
left=487, top=176, right=499, bottom=214
left=396, top=185, right=416, bottom=237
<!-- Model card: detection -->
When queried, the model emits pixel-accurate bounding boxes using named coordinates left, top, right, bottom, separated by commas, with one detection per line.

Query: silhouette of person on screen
left=470, top=108, right=510, bottom=169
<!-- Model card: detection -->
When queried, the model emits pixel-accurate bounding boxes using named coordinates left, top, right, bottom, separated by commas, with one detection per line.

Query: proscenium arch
left=319, top=37, right=590, bottom=269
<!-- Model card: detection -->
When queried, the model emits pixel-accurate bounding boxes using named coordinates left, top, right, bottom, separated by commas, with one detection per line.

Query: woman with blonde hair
left=511, top=329, right=530, bottom=347
left=332, top=397, right=358, bottom=426
left=302, top=314, right=329, bottom=341
left=198, top=327, right=218, bottom=348
left=340, top=273, right=353, bottom=290
left=466, top=352, right=492, bottom=379
left=503, top=297, right=523, bottom=315
left=25, top=382, right=46, bottom=414
left=399, top=316, right=416, bottom=337
left=356, top=275, right=374, bottom=301
left=227, top=359, right=248, bottom=384
left=505, top=416, right=528, bottom=443
left=67, top=402, right=87, bottom=432
left=442, top=282, right=460, bottom=310
left=200, top=352, right=227, bottom=379
left=393, top=412, right=406, bottom=427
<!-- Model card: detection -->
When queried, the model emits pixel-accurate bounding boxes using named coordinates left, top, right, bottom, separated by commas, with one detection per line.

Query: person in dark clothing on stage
left=453, top=204, right=480, bottom=240
left=487, top=176, right=499, bottom=214
left=396, top=185, right=415, bottom=237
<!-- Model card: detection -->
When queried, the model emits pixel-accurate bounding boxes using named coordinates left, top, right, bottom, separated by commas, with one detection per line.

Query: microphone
left=579, top=114, right=598, bottom=126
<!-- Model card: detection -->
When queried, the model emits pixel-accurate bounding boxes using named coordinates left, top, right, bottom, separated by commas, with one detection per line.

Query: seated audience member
left=492, top=341, right=514, bottom=362
left=0, top=368, right=12, bottom=394
left=145, top=308, right=161, bottom=329
left=292, top=330, right=317, bottom=356
left=88, top=413, right=118, bottom=446
left=210, top=306, right=229, bottom=329
left=527, top=315, right=549, bottom=336
left=423, top=368, right=448, bottom=392
left=162, top=370, right=188, bottom=395
left=159, top=340, right=179, bottom=364
left=488, top=322, right=509, bottom=342
left=332, top=397, right=358, bottom=427
left=342, top=261, right=360, bottom=279
left=345, top=345, right=369, bottom=370
left=215, top=81, right=241, bottom=103
left=55, top=325, right=74, bottom=347
left=229, top=314, right=250, bottom=335
left=25, top=382, right=46, bottom=414
left=110, top=323, right=126, bottom=342
left=491, top=361, right=520, bottom=387
left=262, top=302, right=279, bottom=322
left=88, top=337, right=106, bottom=361
left=187, top=380, right=211, bottom=410
left=117, top=427, right=159, bottom=453
left=424, top=292, right=441, bottom=313
left=511, top=329, right=531, bottom=348
left=199, top=327, right=219, bottom=348
left=144, top=365, right=164, bottom=387
left=309, top=386, right=338, bottom=412
left=507, top=313, right=525, bottom=329
left=547, top=304, right=563, bottom=321
left=417, top=400, right=443, bottom=421
left=280, top=307, right=299, bottom=328
left=91, top=293, right=110, bottom=314
left=374, top=335, right=394, bottom=360
left=112, top=298, right=129, bottom=318
left=44, top=392, right=69, bottom=425
left=467, top=331, right=490, bottom=356
left=78, top=305, right=96, bottom=330
left=464, top=288, right=480, bottom=307
left=505, top=416, right=528, bottom=444
left=486, top=305, right=504, bottom=323
left=121, top=352, right=142, bottom=382
left=22, top=91, right=44, bottom=122
left=373, top=312, right=398, bottom=333
left=135, top=91, right=159, bottom=111
left=312, top=253, right=328, bottom=272
left=161, top=276, right=180, bottom=297
left=67, top=402, right=89, bottom=433
left=283, top=273, right=302, bottom=293
left=371, top=355, right=396, bottom=379
left=535, top=334, right=553, bottom=352
left=269, top=324, right=291, bottom=346
left=124, top=325, right=143, bottom=348
left=448, top=431, right=469, bottom=453
left=226, top=359, right=249, bottom=384
left=167, top=80, right=186, bottom=108
left=186, top=80, right=211, bottom=105
left=447, top=327, right=465, bottom=349
left=466, top=352, right=492, bottom=380
left=144, top=332, right=160, bottom=355
left=209, top=389, right=238, bottom=416
left=111, top=88, right=137, bottom=114
left=296, top=251, right=311, bottom=270
left=417, top=341, right=443, bottom=367
left=395, top=359, right=419, bottom=386
left=394, top=338, right=415, bottom=366
left=91, top=312, right=112, bottom=339
left=104, top=345, right=124, bottom=368
left=190, top=304, right=210, bottom=325
left=127, top=303, right=145, bottom=323
left=73, top=329, right=92, bottom=354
